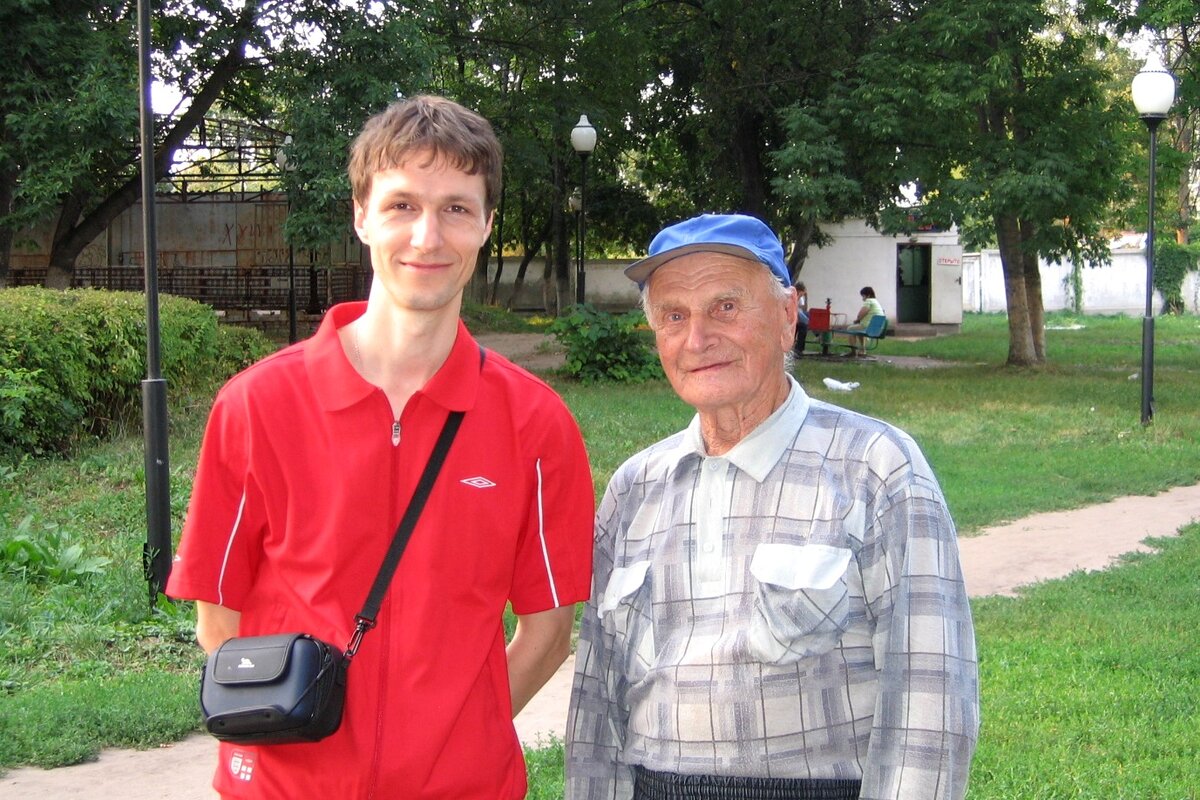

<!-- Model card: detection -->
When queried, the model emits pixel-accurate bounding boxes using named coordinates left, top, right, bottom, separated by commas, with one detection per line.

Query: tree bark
left=1176, top=116, right=1193, bottom=245
left=978, top=50, right=1044, bottom=366
left=785, top=217, right=817, bottom=282
left=0, top=163, right=13, bottom=287
left=552, top=153, right=571, bottom=313
left=732, top=108, right=767, bottom=217
left=995, top=212, right=1036, bottom=366
left=506, top=218, right=549, bottom=312
left=1019, top=218, right=1045, bottom=363
left=42, top=2, right=259, bottom=287
left=487, top=186, right=507, bottom=305
left=45, top=193, right=85, bottom=289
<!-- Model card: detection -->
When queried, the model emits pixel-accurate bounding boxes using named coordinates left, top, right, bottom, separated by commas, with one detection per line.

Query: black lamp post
left=275, top=135, right=298, bottom=343
left=570, top=114, right=597, bottom=305
left=137, top=0, right=171, bottom=607
left=570, top=186, right=585, bottom=305
left=1131, top=53, right=1176, bottom=425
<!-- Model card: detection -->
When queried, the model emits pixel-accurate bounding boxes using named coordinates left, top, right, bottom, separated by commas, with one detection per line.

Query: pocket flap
left=597, top=560, right=651, bottom=616
left=209, top=633, right=304, bottom=685
left=750, top=543, right=851, bottom=590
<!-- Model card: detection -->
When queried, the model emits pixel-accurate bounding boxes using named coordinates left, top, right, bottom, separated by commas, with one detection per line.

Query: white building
left=963, top=243, right=1200, bottom=316
left=795, top=219, right=963, bottom=330
left=490, top=222, right=1199, bottom=321
left=492, top=218, right=965, bottom=331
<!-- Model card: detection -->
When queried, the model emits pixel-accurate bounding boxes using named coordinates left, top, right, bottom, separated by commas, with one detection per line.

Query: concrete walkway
left=3, top=484, right=1198, bottom=798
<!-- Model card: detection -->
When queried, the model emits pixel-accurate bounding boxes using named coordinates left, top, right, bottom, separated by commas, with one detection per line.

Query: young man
left=168, top=96, right=594, bottom=798
left=566, top=214, right=978, bottom=799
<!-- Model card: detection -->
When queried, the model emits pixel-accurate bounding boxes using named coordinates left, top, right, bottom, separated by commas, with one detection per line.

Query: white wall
left=962, top=248, right=1200, bottom=315
left=491, top=218, right=966, bottom=324
left=797, top=219, right=960, bottom=324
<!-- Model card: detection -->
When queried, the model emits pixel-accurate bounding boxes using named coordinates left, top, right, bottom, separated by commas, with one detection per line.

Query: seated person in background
left=793, top=280, right=809, bottom=355
left=848, top=285, right=884, bottom=355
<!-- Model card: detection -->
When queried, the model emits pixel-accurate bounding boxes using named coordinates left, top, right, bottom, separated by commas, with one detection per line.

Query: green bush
left=1153, top=239, right=1199, bottom=315
left=0, top=288, right=273, bottom=459
left=547, top=303, right=662, bottom=384
left=214, top=321, right=279, bottom=375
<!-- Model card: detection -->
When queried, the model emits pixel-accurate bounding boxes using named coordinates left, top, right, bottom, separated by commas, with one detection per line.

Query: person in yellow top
left=848, top=285, right=883, bottom=356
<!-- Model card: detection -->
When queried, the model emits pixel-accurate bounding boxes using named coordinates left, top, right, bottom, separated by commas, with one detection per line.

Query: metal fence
left=7, top=263, right=366, bottom=316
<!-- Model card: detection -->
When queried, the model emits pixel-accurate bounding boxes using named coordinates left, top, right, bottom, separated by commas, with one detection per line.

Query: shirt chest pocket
left=748, top=543, right=852, bottom=664
left=598, top=560, right=656, bottom=681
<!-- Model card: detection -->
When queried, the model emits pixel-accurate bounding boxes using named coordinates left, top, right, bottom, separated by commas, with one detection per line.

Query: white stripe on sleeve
left=534, top=458, right=561, bottom=607
left=215, top=490, right=248, bottom=607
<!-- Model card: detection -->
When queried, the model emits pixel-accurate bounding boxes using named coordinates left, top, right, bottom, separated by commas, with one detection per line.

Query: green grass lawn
left=969, top=529, right=1200, bottom=797
left=2, top=312, right=1199, bottom=797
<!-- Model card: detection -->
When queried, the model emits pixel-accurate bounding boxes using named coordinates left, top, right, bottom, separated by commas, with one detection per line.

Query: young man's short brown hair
left=348, top=95, right=503, bottom=211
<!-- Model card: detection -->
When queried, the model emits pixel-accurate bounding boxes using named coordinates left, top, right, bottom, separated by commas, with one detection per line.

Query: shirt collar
left=676, top=374, right=811, bottom=482
left=306, top=301, right=482, bottom=413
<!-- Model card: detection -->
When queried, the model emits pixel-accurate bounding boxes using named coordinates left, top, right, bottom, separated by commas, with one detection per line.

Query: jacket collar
left=306, top=302, right=481, bottom=413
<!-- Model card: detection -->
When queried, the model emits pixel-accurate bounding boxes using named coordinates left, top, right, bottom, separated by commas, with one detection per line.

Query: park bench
left=828, top=314, right=888, bottom=356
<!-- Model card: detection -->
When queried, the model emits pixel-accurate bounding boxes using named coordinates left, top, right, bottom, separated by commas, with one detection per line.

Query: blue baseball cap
left=624, top=213, right=791, bottom=288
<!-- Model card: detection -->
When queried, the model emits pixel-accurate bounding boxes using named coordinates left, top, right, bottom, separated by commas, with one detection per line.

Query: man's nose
left=411, top=211, right=443, bottom=251
left=683, top=315, right=715, bottom=351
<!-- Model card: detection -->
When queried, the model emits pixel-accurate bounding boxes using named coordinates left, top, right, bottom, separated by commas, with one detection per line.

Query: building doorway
left=896, top=243, right=932, bottom=323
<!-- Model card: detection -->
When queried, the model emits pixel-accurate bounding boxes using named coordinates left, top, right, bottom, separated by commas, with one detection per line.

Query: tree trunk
left=42, top=1, right=258, bottom=287
left=488, top=185, right=507, bottom=305
left=732, top=108, right=767, bottom=217
left=467, top=246, right=489, bottom=303
left=1176, top=117, right=1193, bottom=245
left=785, top=217, right=817, bottom=282
left=1019, top=219, right=1046, bottom=363
left=552, top=153, right=571, bottom=312
left=506, top=251, right=536, bottom=312
left=0, top=234, right=11, bottom=288
left=541, top=252, right=558, bottom=317
left=1022, top=249, right=1045, bottom=363
left=505, top=219, right=548, bottom=311
left=0, top=179, right=12, bottom=288
left=995, top=212, right=1037, bottom=366
left=45, top=194, right=85, bottom=289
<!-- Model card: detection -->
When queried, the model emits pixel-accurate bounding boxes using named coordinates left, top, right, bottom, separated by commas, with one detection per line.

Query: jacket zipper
left=367, top=431, right=402, bottom=797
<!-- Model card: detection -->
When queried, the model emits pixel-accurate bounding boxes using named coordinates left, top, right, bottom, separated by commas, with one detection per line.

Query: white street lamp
left=570, top=115, right=597, bottom=305
left=1131, top=53, right=1176, bottom=425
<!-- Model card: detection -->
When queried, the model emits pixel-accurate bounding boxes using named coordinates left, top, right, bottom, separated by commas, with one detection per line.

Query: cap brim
left=624, top=243, right=761, bottom=285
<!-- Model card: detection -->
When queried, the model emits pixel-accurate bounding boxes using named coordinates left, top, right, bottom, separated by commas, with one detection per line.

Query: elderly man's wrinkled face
left=645, top=253, right=796, bottom=423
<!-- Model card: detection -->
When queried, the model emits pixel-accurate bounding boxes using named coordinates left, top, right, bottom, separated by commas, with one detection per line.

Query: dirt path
left=3, top=334, right=1195, bottom=798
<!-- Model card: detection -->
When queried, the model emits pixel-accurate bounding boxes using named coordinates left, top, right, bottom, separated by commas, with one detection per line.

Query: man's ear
left=782, top=286, right=800, bottom=350
left=352, top=201, right=369, bottom=245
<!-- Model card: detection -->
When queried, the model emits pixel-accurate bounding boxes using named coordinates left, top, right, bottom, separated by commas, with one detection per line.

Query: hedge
left=0, top=287, right=274, bottom=460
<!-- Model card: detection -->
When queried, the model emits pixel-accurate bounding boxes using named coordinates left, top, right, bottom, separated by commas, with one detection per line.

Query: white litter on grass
left=822, top=377, right=860, bottom=392
left=1046, top=324, right=1086, bottom=330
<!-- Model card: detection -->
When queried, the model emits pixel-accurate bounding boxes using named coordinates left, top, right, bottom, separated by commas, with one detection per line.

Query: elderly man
left=566, top=214, right=978, bottom=800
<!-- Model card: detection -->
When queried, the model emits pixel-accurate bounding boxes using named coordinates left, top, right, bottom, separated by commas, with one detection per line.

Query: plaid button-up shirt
left=566, top=377, right=978, bottom=799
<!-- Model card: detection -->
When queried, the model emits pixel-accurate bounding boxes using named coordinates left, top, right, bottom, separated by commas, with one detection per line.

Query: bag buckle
left=345, top=616, right=374, bottom=660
